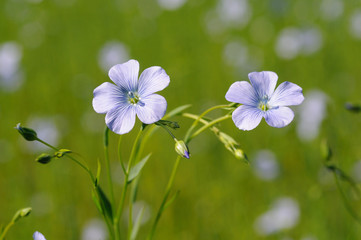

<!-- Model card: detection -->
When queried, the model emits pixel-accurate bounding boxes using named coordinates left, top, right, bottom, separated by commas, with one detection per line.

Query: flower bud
left=234, top=149, right=248, bottom=162
left=174, top=139, right=190, bottom=159
left=15, top=123, right=38, bottom=141
left=12, top=207, right=32, bottom=223
left=54, top=149, right=72, bottom=158
left=35, top=153, right=53, bottom=164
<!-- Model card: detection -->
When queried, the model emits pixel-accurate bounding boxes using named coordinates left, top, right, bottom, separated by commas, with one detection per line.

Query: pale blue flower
left=93, top=59, right=170, bottom=134
left=226, top=71, right=304, bottom=131
left=33, top=231, right=46, bottom=240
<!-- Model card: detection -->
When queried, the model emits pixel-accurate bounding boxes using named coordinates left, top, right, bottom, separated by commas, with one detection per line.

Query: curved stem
left=184, top=104, right=229, bottom=143
left=118, top=135, right=126, bottom=174
left=0, top=221, right=14, bottom=240
left=147, top=156, right=181, bottom=240
left=36, top=138, right=95, bottom=183
left=189, top=115, right=232, bottom=141
left=333, top=172, right=361, bottom=225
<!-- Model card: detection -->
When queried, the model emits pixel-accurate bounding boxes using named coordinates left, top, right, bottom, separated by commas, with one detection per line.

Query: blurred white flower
left=26, top=116, right=60, bottom=153
left=252, top=150, right=280, bottom=181
left=33, top=231, right=46, bottom=240
left=320, top=0, right=343, bottom=21
left=157, top=0, right=187, bottom=10
left=0, top=42, right=24, bottom=92
left=275, top=27, right=322, bottom=59
left=123, top=201, right=151, bottom=226
left=19, top=21, right=45, bottom=49
left=297, top=90, right=328, bottom=141
left=81, top=218, right=107, bottom=240
left=349, top=10, right=361, bottom=40
left=98, top=41, right=129, bottom=73
left=254, top=197, right=300, bottom=236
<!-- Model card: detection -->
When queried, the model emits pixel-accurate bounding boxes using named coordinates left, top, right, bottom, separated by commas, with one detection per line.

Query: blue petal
left=138, top=66, right=170, bottom=97
left=225, top=81, right=258, bottom=106
left=232, top=105, right=264, bottom=131
left=105, top=104, right=136, bottom=134
left=136, top=94, right=167, bottom=124
left=33, top=231, right=46, bottom=240
left=268, top=81, right=304, bottom=107
left=265, top=107, right=294, bottom=128
left=108, top=59, right=139, bottom=92
left=92, top=82, right=126, bottom=114
left=248, top=71, right=278, bottom=98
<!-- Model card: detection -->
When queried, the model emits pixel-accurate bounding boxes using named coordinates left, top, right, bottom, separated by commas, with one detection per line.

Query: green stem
left=118, top=135, right=126, bottom=174
left=189, top=115, right=232, bottom=141
left=36, top=138, right=95, bottom=183
left=184, top=104, right=229, bottom=143
left=147, top=156, right=181, bottom=240
left=104, top=128, right=115, bottom=207
left=157, top=123, right=176, bottom=140
left=115, top=127, right=144, bottom=237
left=0, top=221, right=14, bottom=240
left=333, top=172, right=361, bottom=225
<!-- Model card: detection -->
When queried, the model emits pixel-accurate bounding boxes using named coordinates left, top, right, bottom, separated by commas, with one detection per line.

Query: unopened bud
left=320, top=139, right=332, bottom=162
left=345, top=102, right=361, bottom=113
left=234, top=149, right=248, bottom=162
left=15, top=123, right=38, bottom=141
left=54, top=149, right=72, bottom=158
left=175, top=139, right=190, bottom=159
left=35, top=153, right=53, bottom=164
left=12, top=207, right=32, bottom=223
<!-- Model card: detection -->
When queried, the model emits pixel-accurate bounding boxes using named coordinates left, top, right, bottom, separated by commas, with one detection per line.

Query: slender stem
left=104, top=128, right=115, bottom=207
left=0, top=221, right=14, bottom=240
left=157, top=123, right=176, bottom=140
left=333, top=172, right=361, bottom=225
left=147, top=156, right=181, bottom=240
left=128, top=198, right=133, bottom=240
left=118, top=135, right=126, bottom=174
left=36, top=138, right=95, bottom=183
left=184, top=104, right=229, bottom=143
left=115, top=127, right=143, bottom=236
left=189, top=115, right=232, bottom=141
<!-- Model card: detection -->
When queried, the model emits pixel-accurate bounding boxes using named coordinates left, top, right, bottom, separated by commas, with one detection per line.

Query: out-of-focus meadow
left=1, top=0, right=361, bottom=239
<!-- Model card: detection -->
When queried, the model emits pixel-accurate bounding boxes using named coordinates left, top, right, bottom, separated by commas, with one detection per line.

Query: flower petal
left=105, top=104, right=136, bottom=134
left=108, top=59, right=139, bottom=91
left=136, top=94, right=167, bottom=124
left=92, top=82, right=126, bottom=114
left=232, top=105, right=264, bottom=131
left=264, top=107, right=294, bottom=128
left=138, top=66, right=170, bottom=97
left=248, top=71, right=278, bottom=98
left=225, top=81, right=258, bottom=106
left=33, top=231, right=46, bottom=240
left=268, top=81, right=304, bottom=107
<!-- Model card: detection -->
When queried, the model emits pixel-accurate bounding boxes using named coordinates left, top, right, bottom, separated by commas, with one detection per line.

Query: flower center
left=127, top=91, right=144, bottom=106
left=258, top=95, right=270, bottom=112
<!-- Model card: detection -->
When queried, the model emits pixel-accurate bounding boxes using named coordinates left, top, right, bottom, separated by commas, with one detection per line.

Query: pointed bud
left=174, top=139, right=190, bottom=159
left=320, top=139, right=332, bottom=162
left=15, top=123, right=38, bottom=141
left=54, top=149, right=72, bottom=158
left=345, top=102, right=361, bottom=113
left=12, top=207, right=32, bottom=223
left=234, top=149, right=248, bottom=163
left=35, top=153, right=53, bottom=164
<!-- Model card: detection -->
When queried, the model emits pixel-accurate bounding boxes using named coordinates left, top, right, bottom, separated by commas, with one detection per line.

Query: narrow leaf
left=128, top=154, right=151, bottom=184
left=96, top=186, right=113, bottom=223
left=165, top=104, right=192, bottom=118
left=130, top=206, right=145, bottom=240
left=130, top=175, right=140, bottom=203
left=91, top=190, right=103, bottom=214
left=95, top=159, right=101, bottom=187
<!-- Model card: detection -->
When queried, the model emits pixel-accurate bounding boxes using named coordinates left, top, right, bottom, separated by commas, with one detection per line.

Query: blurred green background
left=1, top=0, right=361, bottom=239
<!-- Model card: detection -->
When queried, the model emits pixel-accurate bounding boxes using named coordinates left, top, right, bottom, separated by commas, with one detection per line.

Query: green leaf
left=95, top=186, right=113, bottom=223
left=156, top=120, right=180, bottom=129
left=128, top=154, right=151, bottom=184
left=165, top=104, right=192, bottom=118
left=95, top=159, right=101, bottom=187
left=91, top=190, right=103, bottom=214
left=54, top=149, right=72, bottom=158
left=130, top=206, right=145, bottom=240
left=130, top=175, right=140, bottom=203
